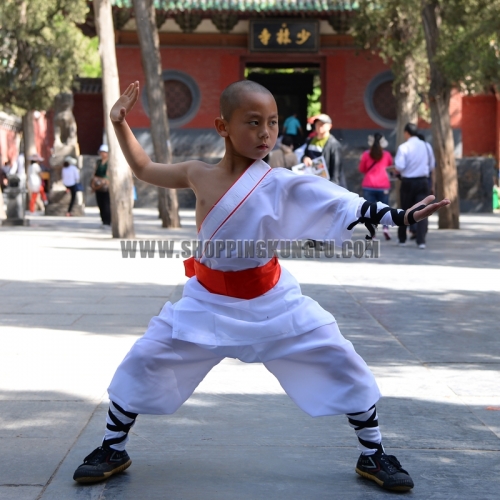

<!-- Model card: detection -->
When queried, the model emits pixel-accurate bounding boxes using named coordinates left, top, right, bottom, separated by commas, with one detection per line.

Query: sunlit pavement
left=1, top=208, right=499, bottom=499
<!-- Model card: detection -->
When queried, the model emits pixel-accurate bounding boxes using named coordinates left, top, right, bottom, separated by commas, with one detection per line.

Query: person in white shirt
left=61, top=156, right=80, bottom=217
left=406, top=133, right=436, bottom=240
left=394, top=124, right=432, bottom=249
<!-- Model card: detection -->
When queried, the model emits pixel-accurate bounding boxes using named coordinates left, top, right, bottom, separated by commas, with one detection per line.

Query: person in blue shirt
left=282, top=113, right=303, bottom=149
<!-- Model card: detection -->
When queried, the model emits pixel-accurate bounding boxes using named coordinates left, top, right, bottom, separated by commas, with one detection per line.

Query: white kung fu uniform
left=108, top=160, right=396, bottom=418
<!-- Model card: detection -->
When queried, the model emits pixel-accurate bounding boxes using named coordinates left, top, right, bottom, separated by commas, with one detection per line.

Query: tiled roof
left=111, top=1, right=357, bottom=13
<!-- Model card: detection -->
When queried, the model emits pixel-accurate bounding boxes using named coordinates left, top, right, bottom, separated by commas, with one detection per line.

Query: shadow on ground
left=18, top=389, right=500, bottom=500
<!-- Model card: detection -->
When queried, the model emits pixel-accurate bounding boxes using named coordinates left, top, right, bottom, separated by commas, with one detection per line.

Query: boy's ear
left=215, top=117, right=229, bottom=138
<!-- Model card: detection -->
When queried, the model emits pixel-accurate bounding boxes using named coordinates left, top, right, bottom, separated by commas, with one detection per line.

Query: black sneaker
left=73, top=446, right=131, bottom=483
left=355, top=450, right=414, bottom=492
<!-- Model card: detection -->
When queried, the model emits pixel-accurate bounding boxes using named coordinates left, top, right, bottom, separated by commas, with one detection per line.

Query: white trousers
left=108, top=312, right=381, bottom=418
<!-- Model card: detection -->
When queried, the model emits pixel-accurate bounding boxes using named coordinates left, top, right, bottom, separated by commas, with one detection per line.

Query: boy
left=73, top=81, right=449, bottom=491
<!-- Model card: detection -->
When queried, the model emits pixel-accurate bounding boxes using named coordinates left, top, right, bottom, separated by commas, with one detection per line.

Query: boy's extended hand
left=110, top=81, right=140, bottom=124
left=404, top=195, right=451, bottom=225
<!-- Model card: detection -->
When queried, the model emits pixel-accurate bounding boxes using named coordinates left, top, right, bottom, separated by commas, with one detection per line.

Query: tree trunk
left=393, top=55, right=419, bottom=207
left=395, top=55, right=419, bottom=148
left=93, top=0, right=135, bottom=238
left=421, top=0, right=459, bottom=229
left=133, top=0, right=180, bottom=228
left=22, top=110, right=37, bottom=166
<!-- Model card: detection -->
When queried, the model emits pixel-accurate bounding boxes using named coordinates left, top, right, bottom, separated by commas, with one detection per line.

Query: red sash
left=184, top=256, right=281, bottom=300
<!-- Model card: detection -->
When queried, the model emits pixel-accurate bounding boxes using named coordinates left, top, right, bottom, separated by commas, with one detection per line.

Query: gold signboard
left=250, top=20, right=319, bottom=53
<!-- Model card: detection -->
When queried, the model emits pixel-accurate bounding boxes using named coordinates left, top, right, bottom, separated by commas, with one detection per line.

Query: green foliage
left=307, top=76, right=322, bottom=117
left=352, top=0, right=427, bottom=89
left=0, top=0, right=93, bottom=112
left=353, top=0, right=500, bottom=97
left=433, top=0, right=500, bottom=93
left=80, top=37, right=102, bottom=79
left=352, top=1, right=430, bottom=121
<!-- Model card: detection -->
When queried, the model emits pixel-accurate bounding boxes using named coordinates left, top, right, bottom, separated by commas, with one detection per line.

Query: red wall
left=462, top=94, right=496, bottom=156
left=117, top=46, right=243, bottom=129
left=0, top=128, right=18, bottom=166
left=116, top=45, right=462, bottom=134
left=117, top=45, right=392, bottom=131
left=324, top=49, right=389, bottom=129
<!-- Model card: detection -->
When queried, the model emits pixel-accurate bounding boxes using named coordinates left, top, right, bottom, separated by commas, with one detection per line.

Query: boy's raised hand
left=110, top=81, right=140, bottom=124
left=404, top=195, right=451, bottom=225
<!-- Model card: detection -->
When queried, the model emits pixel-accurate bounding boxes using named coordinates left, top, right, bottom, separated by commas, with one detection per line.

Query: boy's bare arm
left=404, top=195, right=449, bottom=225
left=110, top=81, right=192, bottom=189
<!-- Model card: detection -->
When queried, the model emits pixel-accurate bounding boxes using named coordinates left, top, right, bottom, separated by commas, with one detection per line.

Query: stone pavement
left=0, top=208, right=499, bottom=500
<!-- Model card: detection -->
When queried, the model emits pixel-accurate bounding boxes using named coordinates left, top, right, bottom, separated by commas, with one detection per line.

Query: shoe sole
left=355, top=467, right=413, bottom=492
left=74, top=459, right=132, bottom=484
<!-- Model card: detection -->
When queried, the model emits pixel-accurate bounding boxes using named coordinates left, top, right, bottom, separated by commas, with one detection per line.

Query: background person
left=302, top=114, right=345, bottom=187
left=61, top=156, right=80, bottom=217
left=268, top=135, right=298, bottom=169
left=92, top=144, right=111, bottom=226
left=407, top=133, right=436, bottom=239
left=358, top=133, right=393, bottom=240
left=1, top=161, right=10, bottom=192
left=27, top=154, right=47, bottom=213
left=281, top=112, right=303, bottom=149
left=393, top=123, right=431, bottom=249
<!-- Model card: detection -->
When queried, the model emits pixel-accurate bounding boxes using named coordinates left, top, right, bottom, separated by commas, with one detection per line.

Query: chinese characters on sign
left=250, top=20, right=319, bottom=52
left=276, top=24, right=292, bottom=45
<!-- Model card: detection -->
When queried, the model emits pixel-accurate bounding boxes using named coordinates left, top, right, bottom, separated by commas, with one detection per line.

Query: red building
left=75, top=0, right=463, bottom=162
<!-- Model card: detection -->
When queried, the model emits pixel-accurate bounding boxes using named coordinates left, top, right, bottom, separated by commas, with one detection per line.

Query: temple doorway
left=245, top=65, right=321, bottom=145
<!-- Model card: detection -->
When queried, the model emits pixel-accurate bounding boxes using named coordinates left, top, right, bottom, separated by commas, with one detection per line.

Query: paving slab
left=0, top=208, right=499, bottom=499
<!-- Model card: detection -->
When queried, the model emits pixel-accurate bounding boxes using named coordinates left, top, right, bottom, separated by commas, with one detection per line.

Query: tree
left=420, top=0, right=500, bottom=228
left=0, top=0, right=89, bottom=112
left=93, top=0, right=135, bottom=238
left=353, top=0, right=427, bottom=147
left=132, top=0, right=180, bottom=228
left=421, top=1, right=459, bottom=228
left=0, top=0, right=93, bottom=158
left=355, top=0, right=500, bottom=228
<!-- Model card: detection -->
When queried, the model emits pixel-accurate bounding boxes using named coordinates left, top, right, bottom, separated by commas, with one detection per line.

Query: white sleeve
left=265, top=170, right=363, bottom=245
left=394, top=145, right=406, bottom=172
left=427, top=143, right=436, bottom=171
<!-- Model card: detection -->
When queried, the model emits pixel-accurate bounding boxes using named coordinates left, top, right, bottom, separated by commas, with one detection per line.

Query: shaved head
left=220, top=80, right=275, bottom=120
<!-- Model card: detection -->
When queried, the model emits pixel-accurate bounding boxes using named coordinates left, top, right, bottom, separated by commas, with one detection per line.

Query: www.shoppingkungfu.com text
left=119, top=239, right=381, bottom=259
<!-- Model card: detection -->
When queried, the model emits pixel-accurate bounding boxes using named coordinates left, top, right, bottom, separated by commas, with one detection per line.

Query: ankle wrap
left=103, top=401, right=138, bottom=449
left=347, top=404, right=383, bottom=453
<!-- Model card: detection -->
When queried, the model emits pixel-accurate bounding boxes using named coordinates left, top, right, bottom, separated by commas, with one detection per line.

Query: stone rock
left=45, top=188, right=84, bottom=216
left=457, top=157, right=494, bottom=213
left=49, top=93, right=80, bottom=182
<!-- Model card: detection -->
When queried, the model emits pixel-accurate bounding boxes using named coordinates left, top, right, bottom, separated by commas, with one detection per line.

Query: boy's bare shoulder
left=185, top=160, right=218, bottom=172
left=185, top=160, right=218, bottom=180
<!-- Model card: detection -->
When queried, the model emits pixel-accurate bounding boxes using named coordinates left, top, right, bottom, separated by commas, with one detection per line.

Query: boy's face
left=223, top=92, right=279, bottom=160
left=315, top=120, right=331, bottom=138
